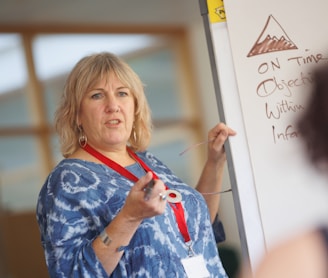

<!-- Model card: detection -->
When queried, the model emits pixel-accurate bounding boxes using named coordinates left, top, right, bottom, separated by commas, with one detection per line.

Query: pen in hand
left=143, top=179, right=155, bottom=201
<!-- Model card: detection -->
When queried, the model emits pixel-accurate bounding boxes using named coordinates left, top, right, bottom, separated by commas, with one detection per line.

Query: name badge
left=181, top=255, right=210, bottom=278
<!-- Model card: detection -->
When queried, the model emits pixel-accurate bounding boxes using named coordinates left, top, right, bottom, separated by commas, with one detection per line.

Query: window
left=0, top=32, right=204, bottom=212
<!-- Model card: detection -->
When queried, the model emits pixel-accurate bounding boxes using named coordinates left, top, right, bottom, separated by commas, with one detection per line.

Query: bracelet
left=99, top=229, right=129, bottom=251
left=99, top=230, right=112, bottom=246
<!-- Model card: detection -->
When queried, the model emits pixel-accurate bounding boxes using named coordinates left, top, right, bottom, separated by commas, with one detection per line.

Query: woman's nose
left=105, top=96, right=120, bottom=113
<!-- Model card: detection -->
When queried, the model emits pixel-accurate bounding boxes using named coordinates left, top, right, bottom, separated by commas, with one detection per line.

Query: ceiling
left=0, top=0, right=203, bottom=28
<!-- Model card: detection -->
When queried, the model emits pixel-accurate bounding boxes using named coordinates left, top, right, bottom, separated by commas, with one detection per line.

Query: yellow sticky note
left=207, top=0, right=226, bottom=23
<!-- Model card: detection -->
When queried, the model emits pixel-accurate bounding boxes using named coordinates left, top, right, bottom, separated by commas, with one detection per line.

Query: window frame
left=0, top=26, right=207, bottom=211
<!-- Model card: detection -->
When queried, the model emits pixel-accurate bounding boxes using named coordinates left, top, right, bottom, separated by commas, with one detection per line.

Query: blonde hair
left=55, top=52, right=152, bottom=157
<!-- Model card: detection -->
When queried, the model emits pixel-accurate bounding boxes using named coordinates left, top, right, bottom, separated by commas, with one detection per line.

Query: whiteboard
left=201, top=0, right=328, bottom=271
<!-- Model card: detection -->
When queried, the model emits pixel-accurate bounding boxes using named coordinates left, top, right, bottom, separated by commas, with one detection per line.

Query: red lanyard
left=83, top=144, right=191, bottom=242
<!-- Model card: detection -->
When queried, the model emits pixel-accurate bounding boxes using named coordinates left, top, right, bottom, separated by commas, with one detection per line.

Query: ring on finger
left=159, top=192, right=167, bottom=201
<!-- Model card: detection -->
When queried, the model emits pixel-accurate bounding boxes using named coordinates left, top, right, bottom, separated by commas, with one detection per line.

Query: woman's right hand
left=93, top=172, right=166, bottom=275
left=120, top=172, right=167, bottom=222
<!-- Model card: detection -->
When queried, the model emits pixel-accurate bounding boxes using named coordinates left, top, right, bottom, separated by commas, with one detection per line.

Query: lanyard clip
left=186, top=241, right=195, bottom=257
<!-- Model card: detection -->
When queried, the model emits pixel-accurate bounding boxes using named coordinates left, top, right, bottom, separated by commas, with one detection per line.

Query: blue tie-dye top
left=36, top=150, right=227, bottom=278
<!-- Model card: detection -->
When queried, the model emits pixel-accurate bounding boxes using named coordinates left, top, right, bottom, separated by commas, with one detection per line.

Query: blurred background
left=0, top=0, right=241, bottom=277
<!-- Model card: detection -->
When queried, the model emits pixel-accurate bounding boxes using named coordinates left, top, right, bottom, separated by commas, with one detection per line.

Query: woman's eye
left=118, top=91, right=129, bottom=97
left=91, top=92, right=103, bottom=99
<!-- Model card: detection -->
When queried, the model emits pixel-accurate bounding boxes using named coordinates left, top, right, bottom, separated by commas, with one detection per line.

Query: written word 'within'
left=265, top=99, right=305, bottom=120
left=256, top=71, right=313, bottom=98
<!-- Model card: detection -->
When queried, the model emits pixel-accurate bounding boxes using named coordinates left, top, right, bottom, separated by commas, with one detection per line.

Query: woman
left=36, top=52, right=236, bottom=277
left=240, top=64, right=328, bottom=278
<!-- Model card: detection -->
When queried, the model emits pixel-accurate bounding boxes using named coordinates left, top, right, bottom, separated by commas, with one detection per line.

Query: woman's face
left=78, top=73, right=135, bottom=151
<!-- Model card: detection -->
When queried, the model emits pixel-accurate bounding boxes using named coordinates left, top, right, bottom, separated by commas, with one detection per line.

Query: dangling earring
left=132, top=126, right=137, bottom=142
left=78, top=125, right=87, bottom=147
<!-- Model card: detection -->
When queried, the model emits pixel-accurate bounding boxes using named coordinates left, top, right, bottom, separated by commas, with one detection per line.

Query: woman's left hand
left=196, top=123, right=236, bottom=222
left=207, top=122, right=236, bottom=165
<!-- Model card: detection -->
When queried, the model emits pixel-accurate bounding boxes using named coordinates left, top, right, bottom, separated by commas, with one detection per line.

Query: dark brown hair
left=297, top=64, right=328, bottom=171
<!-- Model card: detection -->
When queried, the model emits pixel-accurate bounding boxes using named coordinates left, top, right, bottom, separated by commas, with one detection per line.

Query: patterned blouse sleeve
left=37, top=163, right=109, bottom=277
